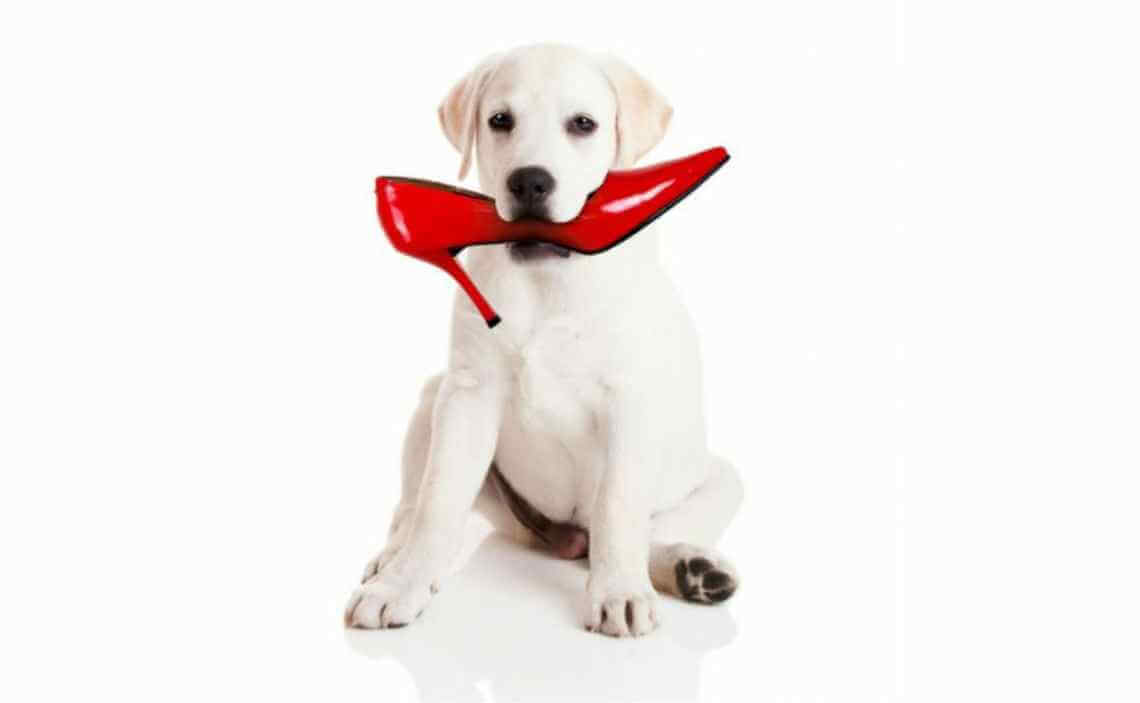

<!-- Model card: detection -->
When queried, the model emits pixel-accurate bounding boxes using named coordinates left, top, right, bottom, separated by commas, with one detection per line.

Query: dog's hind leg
left=649, top=455, right=743, bottom=604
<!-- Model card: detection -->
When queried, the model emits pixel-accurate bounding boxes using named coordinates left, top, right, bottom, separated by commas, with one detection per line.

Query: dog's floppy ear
left=438, top=53, right=502, bottom=181
left=597, top=55, right=673, bottom=167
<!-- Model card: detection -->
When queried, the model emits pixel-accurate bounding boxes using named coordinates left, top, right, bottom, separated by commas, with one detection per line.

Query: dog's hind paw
left=652, top=543, right=739, bottom=604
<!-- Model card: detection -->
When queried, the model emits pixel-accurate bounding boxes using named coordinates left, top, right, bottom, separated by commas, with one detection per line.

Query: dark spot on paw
left=386, top=621, right=407, bottom=629
left=688, top=557, right=713, bottom=575
left=674, top=554, right=739, bottom=604
left=674, top=561, right=690, bottom=591
left=703, top=570, right=731, bottom=591
left=675, top=560, right=699, bottom=599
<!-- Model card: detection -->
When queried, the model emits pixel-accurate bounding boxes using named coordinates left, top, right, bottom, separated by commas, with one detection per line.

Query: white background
left=2, top=1, right=1137, bottom=701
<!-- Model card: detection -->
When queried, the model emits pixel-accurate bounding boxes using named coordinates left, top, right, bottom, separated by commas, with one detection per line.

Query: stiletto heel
left=376, top=146, right=730, bottom=328
left=421, top=250, right=501, bottom=327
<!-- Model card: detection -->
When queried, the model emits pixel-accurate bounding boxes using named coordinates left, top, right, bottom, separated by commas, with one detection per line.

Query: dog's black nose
left=507, top=166, right=555, bottom=212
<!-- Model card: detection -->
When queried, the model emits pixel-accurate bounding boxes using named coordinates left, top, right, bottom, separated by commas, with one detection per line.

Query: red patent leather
left=376, top=146, right=729, bottom=327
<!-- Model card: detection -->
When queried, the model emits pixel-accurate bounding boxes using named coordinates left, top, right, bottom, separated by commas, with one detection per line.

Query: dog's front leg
left=346, top=362, right=506, bottom=629
left=585, top=388, right=661, bottom=637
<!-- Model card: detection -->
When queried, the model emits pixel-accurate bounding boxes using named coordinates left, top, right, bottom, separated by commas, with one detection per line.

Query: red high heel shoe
left=376, top=146, right=729, bottom=327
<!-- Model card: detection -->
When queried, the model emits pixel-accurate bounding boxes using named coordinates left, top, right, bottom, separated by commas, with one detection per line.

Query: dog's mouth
left=507, top=240, right=572, bottom=262
left=502, top=196, right=594, bottom=262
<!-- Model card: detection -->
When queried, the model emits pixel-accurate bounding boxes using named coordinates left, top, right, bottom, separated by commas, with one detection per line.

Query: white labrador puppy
left=346, top=44, right=743, bottom=637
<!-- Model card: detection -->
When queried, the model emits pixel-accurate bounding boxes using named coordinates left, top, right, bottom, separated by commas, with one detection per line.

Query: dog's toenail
left=625, top=601, right=634, bottom=628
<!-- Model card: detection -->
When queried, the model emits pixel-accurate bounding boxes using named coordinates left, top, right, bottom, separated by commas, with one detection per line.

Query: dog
left=345, top=43, right=743, bottom=637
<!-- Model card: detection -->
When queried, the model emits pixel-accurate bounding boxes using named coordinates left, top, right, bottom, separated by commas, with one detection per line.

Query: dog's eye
left=488, top=112, right=514, bottom=132
left=567, top=114, right=597, bottom=135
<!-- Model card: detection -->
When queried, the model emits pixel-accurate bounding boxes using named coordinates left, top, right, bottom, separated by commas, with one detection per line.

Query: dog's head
left=439, top=45, right=671, bottom=258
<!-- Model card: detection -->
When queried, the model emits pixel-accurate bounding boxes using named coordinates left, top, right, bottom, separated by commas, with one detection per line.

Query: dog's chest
left=508, top=317, right=609, bottom=439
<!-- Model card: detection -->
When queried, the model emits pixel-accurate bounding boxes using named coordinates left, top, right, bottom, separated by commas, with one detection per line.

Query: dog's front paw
left=584, top=574, right=659, bottom=638
left=346, top=542, right=445, bottom=629
left=344, top=576, right=436, bottom=630
left=360, top=546, right=402, bottom=585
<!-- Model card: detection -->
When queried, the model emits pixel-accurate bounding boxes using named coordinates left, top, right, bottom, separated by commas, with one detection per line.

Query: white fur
left=347, top=44, right=743, bottom=638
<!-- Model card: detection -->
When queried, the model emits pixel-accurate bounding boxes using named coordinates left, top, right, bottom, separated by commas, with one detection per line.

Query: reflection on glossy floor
left=345, top=533, right=737, bottom=703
